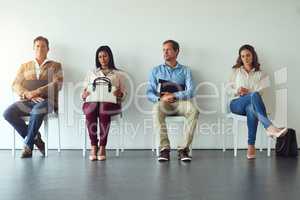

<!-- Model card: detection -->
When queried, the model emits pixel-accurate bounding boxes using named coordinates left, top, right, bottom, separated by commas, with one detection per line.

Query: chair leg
left=116, top=121, right=120, bottom=157
left=156, top=132, right=160, bottom=157
left=121, top=119, right=125, bottom=153
left=267, top=137, right=272, bottom=157
left=83, top=122, right=87, bottom=158
left=233, top=119, right=238, bottom=157
left=12, top=129, right=16, bottom=158
left=155, top=126, right=159, bottom=157
left=44, top=118, right=49, bottom=157
left=57, top=115, right=61, bottom=153
left=259, top=124, right=263, bottom=152
left=222, top=127, right=226, bottom=152
left=116, top=147, right=120, bottom=157
left=151, top=127, right=155, bottom=152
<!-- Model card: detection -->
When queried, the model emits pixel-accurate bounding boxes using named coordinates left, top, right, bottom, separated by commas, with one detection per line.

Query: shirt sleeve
left=254, top=71, right=270, bottom=92
left=227, top=69, right=239, bottom=98
left=117, top=70, right=127, bottom=102
left=146, top=68, right=160, bottom=103
left=173, top=68, right=194, bottom=100
left=254, top=71, right=270, bottom=97
left=12, top=64, right=30, bottom=97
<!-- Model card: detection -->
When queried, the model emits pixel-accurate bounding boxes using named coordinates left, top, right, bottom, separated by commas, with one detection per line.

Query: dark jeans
left=83, top=102, right=121, bottom=146
left=3, top=100, right=53, bottom=150
left=230, top=92, right=272, bottom=145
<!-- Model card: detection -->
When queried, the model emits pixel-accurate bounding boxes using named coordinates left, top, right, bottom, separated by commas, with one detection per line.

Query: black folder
left=23, top=80, right=48, bottom=91
left=159, top=79, right=185, bottom=94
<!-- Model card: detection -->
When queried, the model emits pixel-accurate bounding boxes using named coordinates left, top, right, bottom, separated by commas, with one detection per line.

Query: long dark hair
left=232, top=44, right=260, bottom=71
left=95, top=45, right=118, bottom=70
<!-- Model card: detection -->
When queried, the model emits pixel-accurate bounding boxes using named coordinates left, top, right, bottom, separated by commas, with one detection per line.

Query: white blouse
left=228, top=66, right=270, bottom=100
left=82, top=68, right=127, bottom=102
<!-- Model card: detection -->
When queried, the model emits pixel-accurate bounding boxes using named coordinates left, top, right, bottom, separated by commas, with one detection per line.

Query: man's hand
left=24, top=90, right=40, bottom=100
left=31, top=97, right=45, bottom=103
left=238, top=87, right=249, bottom=96
left=160, top=92, right=176, bottom=103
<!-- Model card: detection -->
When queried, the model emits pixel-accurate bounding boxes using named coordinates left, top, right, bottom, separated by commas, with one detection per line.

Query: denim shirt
left=146, top=63, right=194, bottom=103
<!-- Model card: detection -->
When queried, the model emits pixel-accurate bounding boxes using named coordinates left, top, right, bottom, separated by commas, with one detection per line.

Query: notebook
left=158, top=79, right=186, bottom=94
left=23, top=80, right=49, bottom=91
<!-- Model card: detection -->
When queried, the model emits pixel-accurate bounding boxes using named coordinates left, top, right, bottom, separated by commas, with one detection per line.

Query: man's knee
left=31, top=102, right=51, bottom=116
left=153, top=101, right=170, bottom=114
left=185, top=102, right=199, bottom=118
left=3, top=107, right=13, bottom=121
left=250, top=91, right=261, bottom=99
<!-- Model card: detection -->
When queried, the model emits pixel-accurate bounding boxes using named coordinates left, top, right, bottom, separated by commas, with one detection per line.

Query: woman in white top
left=228, top=44, right=287, bottom=159
left=81, top=46, right=126, bottom=161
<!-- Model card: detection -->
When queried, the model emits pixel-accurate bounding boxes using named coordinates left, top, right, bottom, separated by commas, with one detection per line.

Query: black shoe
left=34, top=132, right=45, bottom=156
left=21, top=146, right=32, bottom=158
left=158, top=149, right=170, bottom=162
left=178, top=148, right=192, bottom=162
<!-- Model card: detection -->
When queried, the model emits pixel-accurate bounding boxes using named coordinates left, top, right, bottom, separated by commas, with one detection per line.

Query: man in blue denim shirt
left=147, top=40, right=199, bottom=162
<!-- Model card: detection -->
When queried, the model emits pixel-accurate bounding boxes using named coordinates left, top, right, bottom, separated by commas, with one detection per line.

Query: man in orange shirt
left=3, top=36, right=63, bottom=158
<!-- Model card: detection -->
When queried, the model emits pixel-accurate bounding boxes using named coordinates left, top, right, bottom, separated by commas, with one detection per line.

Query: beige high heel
left=97, top=146, right=106, bottom=161
left=89, top=145, right=98, bottom=161
left=267, top=126, right=288, bottom=138
left=247, top=145, right=256, bottom=160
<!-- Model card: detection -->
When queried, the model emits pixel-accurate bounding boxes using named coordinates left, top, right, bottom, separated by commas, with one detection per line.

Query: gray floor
left=0, top=150, right=299, bottom=200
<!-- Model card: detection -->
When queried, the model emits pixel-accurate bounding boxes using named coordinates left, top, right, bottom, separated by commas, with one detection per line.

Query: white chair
left=12, top=112, right=61, bottom=157
left=223, top=95, right=272, bottom=157
left=81, top=113, right=125, bottom=157
left=152, top=116, right=193, bottom=157
left=225, top=113, right=272, bottom=157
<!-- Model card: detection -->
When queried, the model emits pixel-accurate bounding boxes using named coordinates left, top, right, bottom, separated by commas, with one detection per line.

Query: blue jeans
left=3, top=100, right=53, bottom=150
left=230, top=92, right=272, bottom=145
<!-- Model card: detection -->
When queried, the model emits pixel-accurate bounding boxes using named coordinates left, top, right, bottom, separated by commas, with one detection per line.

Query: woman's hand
left=113, top=89, right=123, bottom=98
left=82, top=89, right=90, bottom=100
left=238, top=87, right=249, bottom=96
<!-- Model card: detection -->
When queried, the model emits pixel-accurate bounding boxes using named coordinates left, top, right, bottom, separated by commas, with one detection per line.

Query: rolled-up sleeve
left=146, top=69, right=159, bottom=103
left=12, top=64, right=29, bottom=97
left=174, top=68, right=194, bottom=100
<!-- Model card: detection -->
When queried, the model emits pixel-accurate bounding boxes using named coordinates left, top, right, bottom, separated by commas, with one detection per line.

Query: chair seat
left=226, top=113, right=247, bottom=122
left=165, top=116, right=186, bottom=122
left=227, top=112, right=271, bottom=122
left=47, top=112, right=59, bottom=119
left=111, top=113, right=122, bottom=121
left=21, top=112, right=58, bottom=121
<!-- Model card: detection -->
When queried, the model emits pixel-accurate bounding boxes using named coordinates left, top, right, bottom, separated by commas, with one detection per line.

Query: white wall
left=0, top=0, right=299, bottom=149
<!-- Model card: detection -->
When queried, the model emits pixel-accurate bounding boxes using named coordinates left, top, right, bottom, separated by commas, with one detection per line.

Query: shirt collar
left=34, top=58, right=51, bottom=67
left=95, top=68, right=115, bottom=75
left=163, top=62, right=182, bottom=69
left=241, top=66, right=256, bottom=73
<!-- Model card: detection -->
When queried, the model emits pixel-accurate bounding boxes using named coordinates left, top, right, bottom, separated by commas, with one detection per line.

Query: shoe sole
left=180, top=158, right=192, bottom=162
left=158, top=157, right=169, bottom=161
left=247, top=155, right=256, bottom=160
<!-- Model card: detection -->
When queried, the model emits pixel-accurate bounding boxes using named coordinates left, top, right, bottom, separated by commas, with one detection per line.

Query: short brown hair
left=33, top=36, right=49, bottom=48
left=163, top=40, right=180, bottom=52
